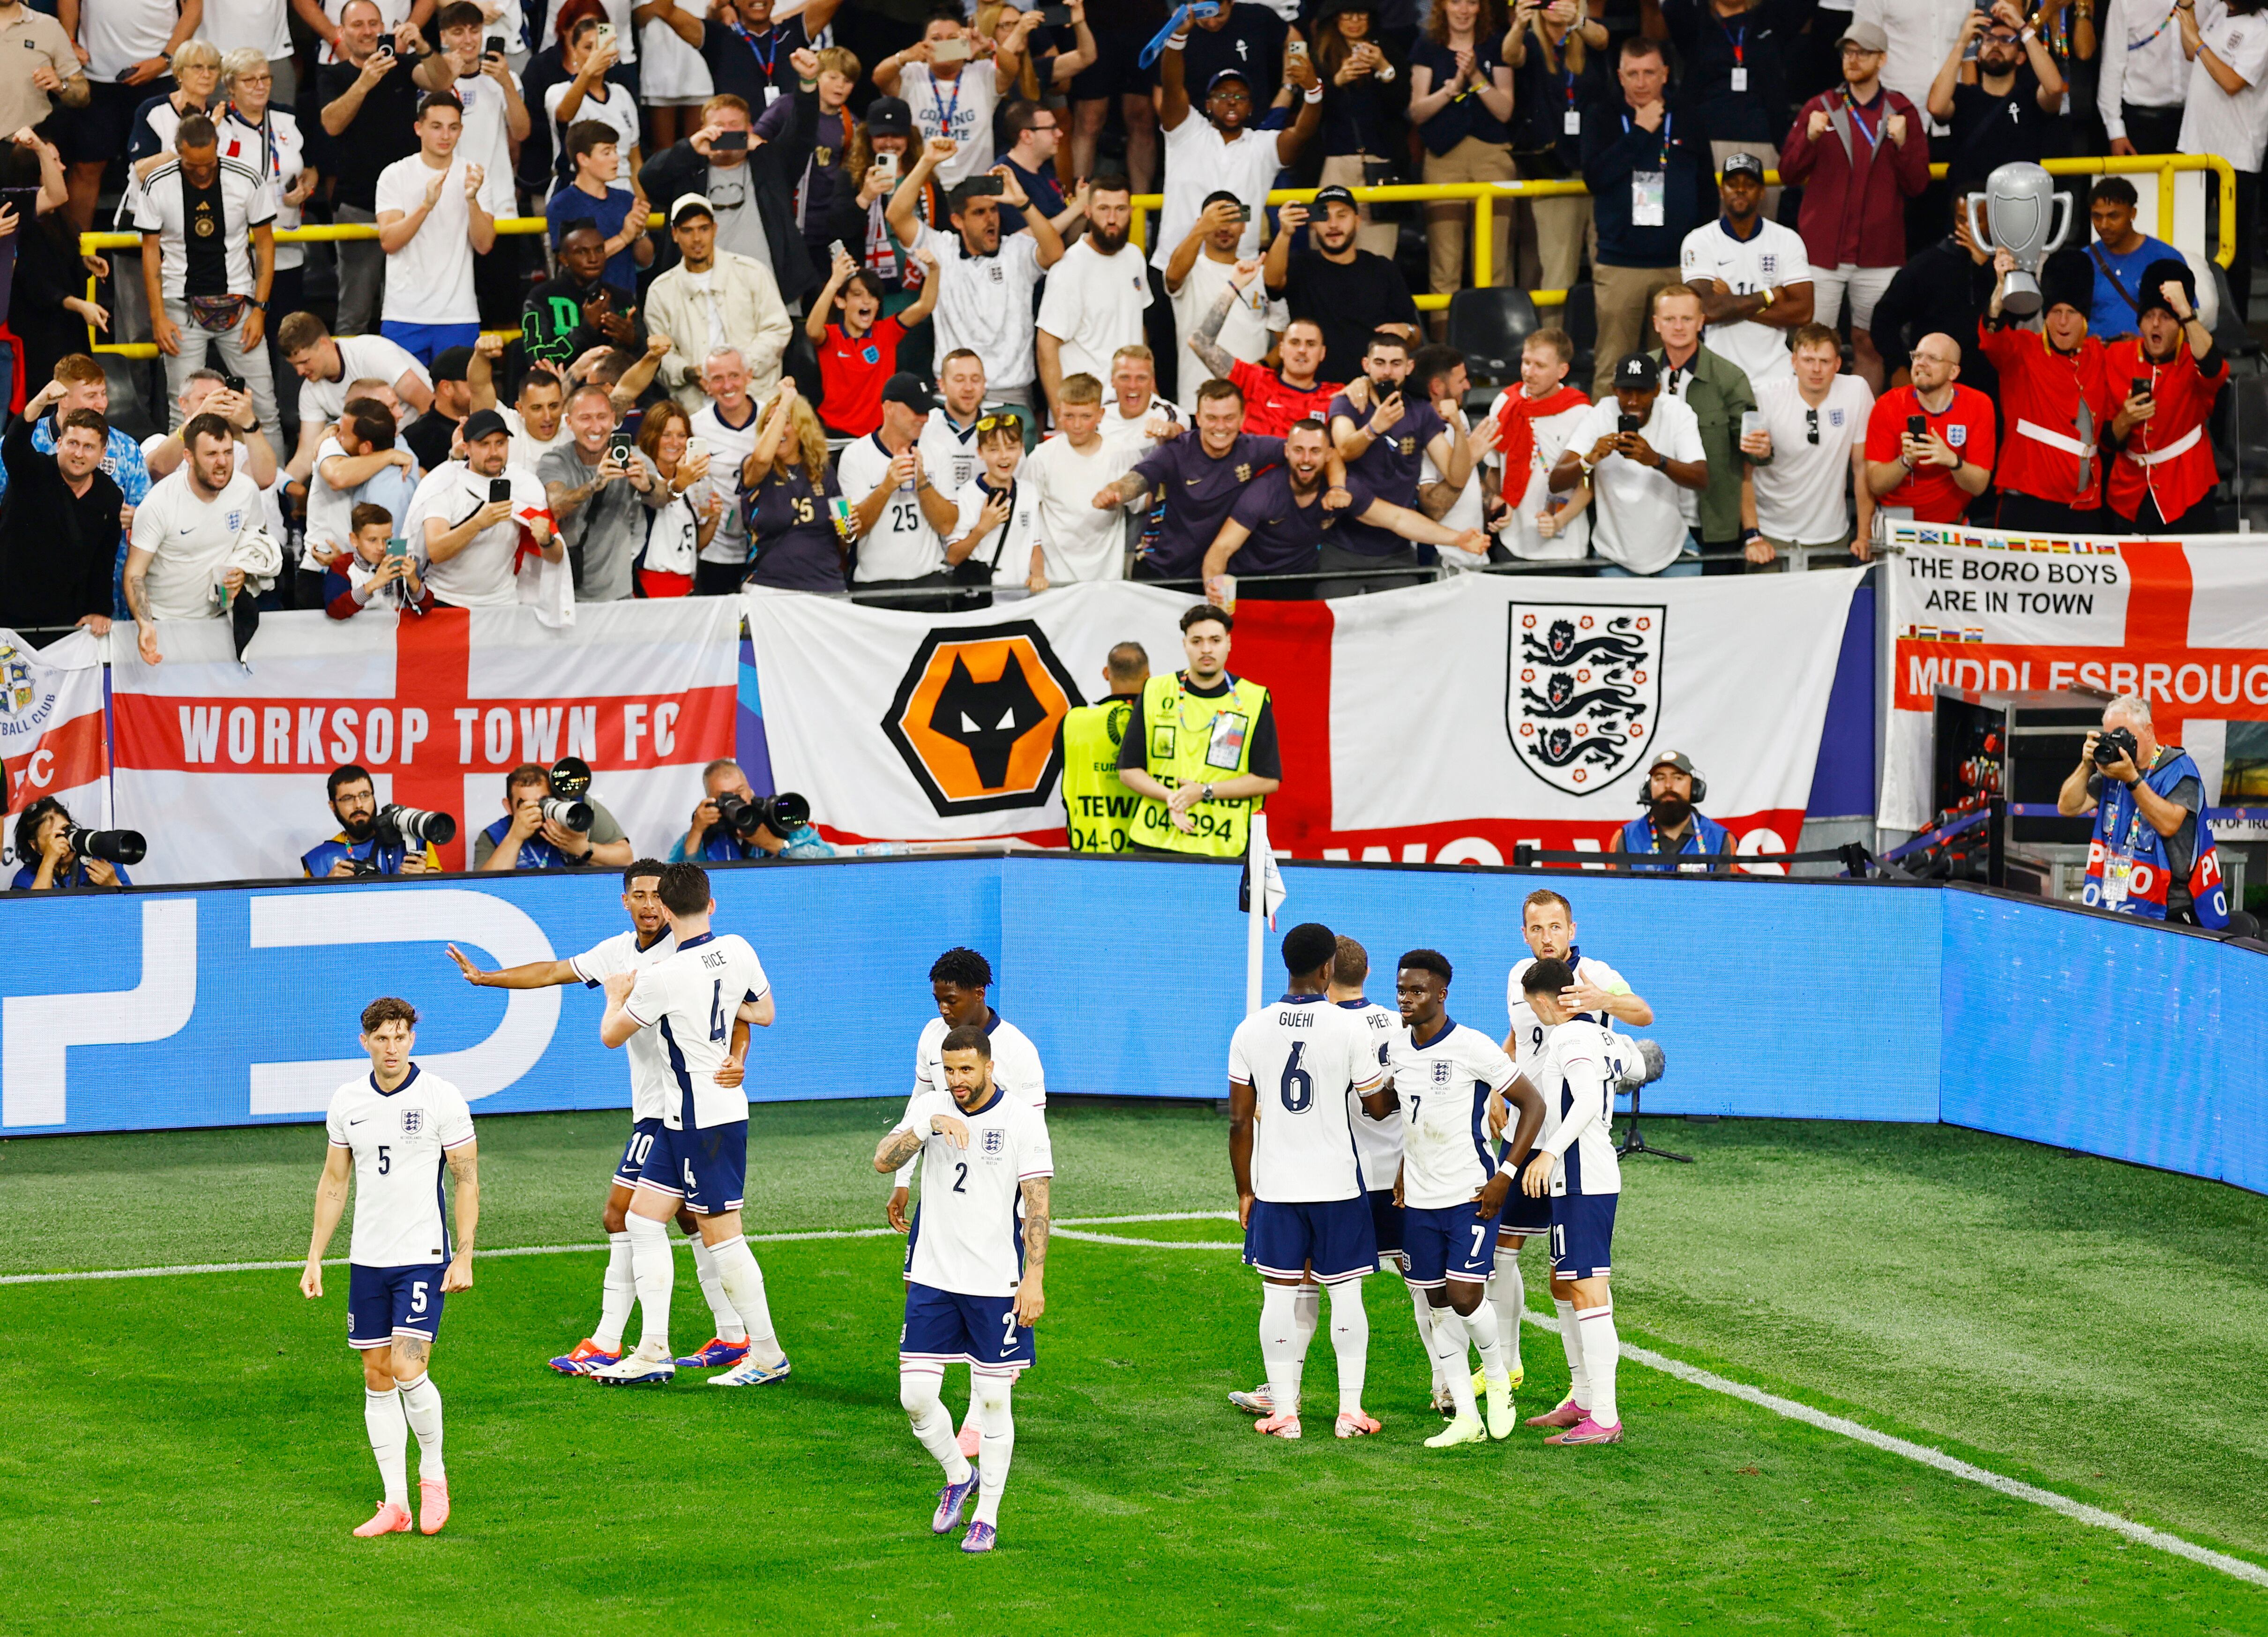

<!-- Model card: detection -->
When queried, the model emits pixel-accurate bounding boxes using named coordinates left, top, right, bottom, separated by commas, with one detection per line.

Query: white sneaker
left=589, top=1342, right=675, bottom=1386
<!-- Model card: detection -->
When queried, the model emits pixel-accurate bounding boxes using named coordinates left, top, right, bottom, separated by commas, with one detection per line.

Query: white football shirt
left=296, top=334, right=433, bottom=431
left=131, top=466, right=267, bottom=621
left=1752, top=373, right=1874, bottom=546
left=1228, top=994, right=1386, bottom=1204
left=1679, top=216, right=1813, bottom=389
left=895, top=1086, right=1053, bottom=1297
left=622, top=930, right=773, bottom=1130
left=1338, top=998, right=1404, bottom=1192
left=1564, top=394, right=1706, bottom=575
left=1505, top=952, right=1633, bottom=1084
left=894, top=1010, right=1047, bottom=1188
left=131, top=157, right=277, bottom=300
left=951, top=473, right=1043, bottom=585
left=918, top=409, right=986, bottom=500
left=1533, top=1018, right=1627, bottom=1198
left=689, top=398, right=762, bottom=566
left=1389, top=1019, right=1518, bottom=1210
left=915, top=223, right=1045, bottom=392
left=571, top=926, right=680, bottom=1122
left=838, top=432, right=945, bottom=582
left=323, top=1064, right=476, bottom=1267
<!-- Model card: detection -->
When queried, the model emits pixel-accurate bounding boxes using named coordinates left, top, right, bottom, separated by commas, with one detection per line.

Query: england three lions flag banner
left=109, top=600, right=740, bottom=882
left=743, top=570, right=1863, bottom=861
left=1879, top=522, right=2268, bottom=834
left=0, top=628, right=112, bottom=870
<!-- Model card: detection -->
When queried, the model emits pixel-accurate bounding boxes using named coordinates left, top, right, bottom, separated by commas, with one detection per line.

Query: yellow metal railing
left=78, top=153, right=2235, bottom=354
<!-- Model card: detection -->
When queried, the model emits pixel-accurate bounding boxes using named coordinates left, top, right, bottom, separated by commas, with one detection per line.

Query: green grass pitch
left=6, top=1101, right=2268, bottom=1634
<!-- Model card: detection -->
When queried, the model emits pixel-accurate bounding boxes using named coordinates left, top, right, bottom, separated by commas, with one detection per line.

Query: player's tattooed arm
left=874, top=1126, right=926, bottom=1174
left=300, top=1143, right=354, bottom=1298
left=443, top=1139, right=479, bottom=1290
left=1015, top=1176, right=1050, bottom=1326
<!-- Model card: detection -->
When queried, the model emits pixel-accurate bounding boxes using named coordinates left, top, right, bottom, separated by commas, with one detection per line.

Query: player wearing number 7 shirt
left=1228, top=921, right=1390, bottom=1442
left=591, top=862, right=790, bottom=1389
left=301, top=996, right=480, bottom=1540
left=443, top=859, right=753, bottom=1378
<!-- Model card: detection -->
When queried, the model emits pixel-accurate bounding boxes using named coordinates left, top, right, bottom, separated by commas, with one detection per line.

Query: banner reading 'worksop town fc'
left=1879, top=522, right=2268, bottom=833
left=110, top=601, right=740, bottom=882
left=745, top=571, right=1864, bottom=865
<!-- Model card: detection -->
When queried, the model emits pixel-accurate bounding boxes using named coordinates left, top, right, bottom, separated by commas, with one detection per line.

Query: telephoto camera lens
left=549, top=755, right=594, bottom=798
left=540, top=795, right=594, bottom=833
left=758, top=791, right=811, bottom=835
left=64, top=825, right=147, bottom=866
left=376, top=804, right=457, bottom=845
left=714, top=790, right=764, bottom=837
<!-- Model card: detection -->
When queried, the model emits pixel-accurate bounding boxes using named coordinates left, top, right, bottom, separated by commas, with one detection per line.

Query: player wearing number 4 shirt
left=1228, top=922, right=1389, bottom=1442
left=1387, top=949, right=1544, bottom=1450
left=444, top=860, right=755, bottom=1379
left=593, top=862, right=791, bottom=1389
left=1517, top=957, right=1634, bottom=1446
left=874, top=1024, right=1053, bottom=1556
left=301, top=997, right=480, bottom=1540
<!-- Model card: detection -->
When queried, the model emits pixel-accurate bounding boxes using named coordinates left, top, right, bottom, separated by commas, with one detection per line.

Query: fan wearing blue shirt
left=2085, top=178, right=2204, bottom=343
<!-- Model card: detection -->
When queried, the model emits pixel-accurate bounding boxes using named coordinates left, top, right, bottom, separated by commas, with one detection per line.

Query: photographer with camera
left=11, top=797, right=140, bottom=890
left=671, top=759, right=837, bottom=862
left=301, top=764, right=453, bottom=878
left=2058, top=695, right=2230, bottom=927
left=474, top=759, right=634, bottom=871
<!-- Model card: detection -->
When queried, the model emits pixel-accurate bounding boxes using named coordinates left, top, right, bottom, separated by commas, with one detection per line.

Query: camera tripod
left=1614, top=1084, right=1692, bottom=1163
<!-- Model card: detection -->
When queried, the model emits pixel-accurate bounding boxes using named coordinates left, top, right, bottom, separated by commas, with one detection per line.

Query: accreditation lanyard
left=1842, top=89, right=1882, bottom=156
left=226, top=105, right=279, bottom=184
left=1718, top=15, right=1749, bottom=92
left=1561, top=65, right=1580, bottom=134
left=932, top=64, right=966, bottom=141
left=2129, top=1, right=2182, bottom=51
left=732, top=20, right=779, bottom=82
left=1622, top=112, right=1670, bottom=226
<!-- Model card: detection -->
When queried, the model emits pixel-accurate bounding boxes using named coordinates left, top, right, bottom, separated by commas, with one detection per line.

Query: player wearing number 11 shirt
left=1228, top=922, right=1389, bottom=1442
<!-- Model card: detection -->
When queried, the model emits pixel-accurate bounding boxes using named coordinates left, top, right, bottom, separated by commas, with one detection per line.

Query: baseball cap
left=1312, top=183, right=1358, bottom=213
left=462, top=408, right=510, bottom=444
left=1615, top=352, right=1660, bottom=392
left=669, top=192, right=714, bottom=225
left=864, top=96, right=913, bottom=137
left=882, top=373, right=934, bottom=413
left=431, top=344, right=475, bottom=384
left=1837, top=20, right=1888, bottom=52
left=1649, top=749, right=1700, bottom=779
left=1721, top=151, right=1766, bottom=182
left=1205, top=67, right=1252, bottom=95
left=1201, top=188, right=1245, bottom=212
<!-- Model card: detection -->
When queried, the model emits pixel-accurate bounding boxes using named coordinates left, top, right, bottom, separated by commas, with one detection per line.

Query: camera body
left=2094, top=725, right=2141, bottom=770
left=713, top=789, right=810, bottom=846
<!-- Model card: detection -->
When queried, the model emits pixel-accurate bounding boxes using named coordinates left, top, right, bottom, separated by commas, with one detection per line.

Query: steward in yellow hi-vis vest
left=1116, top=606, right=1284, bottom=858
left=1060, top=695, right=1143, bottom=852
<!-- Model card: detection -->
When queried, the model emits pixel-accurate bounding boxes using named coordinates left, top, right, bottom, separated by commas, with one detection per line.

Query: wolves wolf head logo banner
left=1506, top=604, right=1663, bottom=795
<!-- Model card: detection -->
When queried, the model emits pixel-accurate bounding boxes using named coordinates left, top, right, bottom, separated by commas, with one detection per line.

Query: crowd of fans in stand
left=0, top=0, right=2256, bottom=642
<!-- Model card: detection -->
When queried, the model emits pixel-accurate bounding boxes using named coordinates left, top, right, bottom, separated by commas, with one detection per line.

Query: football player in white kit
left=1388, top=949, right=1544, bottom=1448
left=445, top=860, right=754, bottom=1377
left=1228, top=922, right=1389, bottom=1441
left=591, top=862, right=791, bottom=1389
left=1229, top=936, right=1402, bottom=1422
left=1517, top=956, right=1631, bottom=1445
left=883, top=946, right=1047, bottom=1458
left=1495, top=889, right=1652, bottom=1399
left=873, top=1025, right=1053, bottom=1555
left=299, top=997, right=480, bottom=1539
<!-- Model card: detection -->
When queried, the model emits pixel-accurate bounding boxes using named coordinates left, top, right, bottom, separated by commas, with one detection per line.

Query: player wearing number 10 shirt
left=1228, top=922, right=1389, bottom=1443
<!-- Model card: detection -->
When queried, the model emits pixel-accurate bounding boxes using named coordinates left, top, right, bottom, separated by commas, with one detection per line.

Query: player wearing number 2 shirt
left=1227, top=922, right=1389, bottom=1442
left=301, top=996, right=480, bottom=1540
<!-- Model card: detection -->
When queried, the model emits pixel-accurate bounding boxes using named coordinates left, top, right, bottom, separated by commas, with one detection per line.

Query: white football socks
left=1424, top=1297, right=1478, bottom=1422
left=1463, top=1302, right=1506, bottom=1382
left=1258, top=1282, right=1304, bottom=1417
left=1555, top=1297, right=1590, bottom=1409
left=684, top=1231, right=747, bottom=1344
left=1409, top=1279, right=1444, bottom=1391
left=1491, top=1246, right=1525, bottom=1377
left=396, top=1371, right=445, bottom=1480
left=1325, top=1278, right=1368, bottom=1414
left=900, top=1368, right=971, bottom=1486
left=364, top=1385, right=409, bottom=1509
left=972, top=1373, right=1015, bottom=1526
left=624, top=1213, right=674, bottom=1355
left=1578, top=1300, right=1620, bottom=1428
left=706, top=1234, right=785, bottom=1367
left=1292, top=1282, right=1320, bottom=1353
left=593, top=1231, right=636, bottom=1354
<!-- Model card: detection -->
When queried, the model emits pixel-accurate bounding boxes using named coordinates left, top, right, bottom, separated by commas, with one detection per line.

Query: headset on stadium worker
left=1620, top=749, right=1731, bottom=871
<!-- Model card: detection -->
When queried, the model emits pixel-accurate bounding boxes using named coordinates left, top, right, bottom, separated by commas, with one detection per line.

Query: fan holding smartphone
left=2103, top=259, right=2230, bottom=534
left=1860, top=332, right=1995, bottom=528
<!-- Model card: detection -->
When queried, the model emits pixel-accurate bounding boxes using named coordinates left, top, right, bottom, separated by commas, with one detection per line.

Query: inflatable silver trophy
left=1968, top=161, right=2073, bottom=319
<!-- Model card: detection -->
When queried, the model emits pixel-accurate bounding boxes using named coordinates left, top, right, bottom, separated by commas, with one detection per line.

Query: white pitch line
left=1516, top=1311, right=2268, bottom=1591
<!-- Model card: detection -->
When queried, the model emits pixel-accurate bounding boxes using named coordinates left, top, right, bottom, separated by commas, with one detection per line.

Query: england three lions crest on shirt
left=1505, top=604, right=1662, bottom=796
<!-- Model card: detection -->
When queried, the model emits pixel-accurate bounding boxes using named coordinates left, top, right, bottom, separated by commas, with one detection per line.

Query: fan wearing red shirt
left=1864, top=331, right=1996, bottom=524
left=1977, top=247, right=2121, bottom=534
left=1223, top=318, right=1343, bottom=438
left=808, top=245, right=940, bottom=438
left=2106, top=259, right=2228, bottom=533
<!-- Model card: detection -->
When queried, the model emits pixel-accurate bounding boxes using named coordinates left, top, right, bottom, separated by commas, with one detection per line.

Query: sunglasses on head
left=977, top=412, right=1023, bottom=434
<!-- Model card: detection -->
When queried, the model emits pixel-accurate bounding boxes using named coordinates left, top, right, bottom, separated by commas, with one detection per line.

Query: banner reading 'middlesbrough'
left=1879, top=522, right=2268, bottom=834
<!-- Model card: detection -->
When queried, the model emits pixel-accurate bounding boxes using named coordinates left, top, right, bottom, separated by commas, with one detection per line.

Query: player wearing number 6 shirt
left=1495, top=888, right=1652, bottom=1398
left=1228, top=921, right=1389, bottom=1442
left=300, top=996, right=479, bottom=1540
left=1387, top=949, right=1544, bottom=1450
left=1517, top=957, right=1633, bottom=1447
left=593, top=862, right=788, bottom=1389
left=874, top=1024, right=1053, bottom=1555
left=443, top=859, right=752, bottom=1379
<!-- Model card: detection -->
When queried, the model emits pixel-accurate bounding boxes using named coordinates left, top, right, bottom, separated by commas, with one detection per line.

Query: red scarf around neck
left=1495, top=383, right=1591, bottom=485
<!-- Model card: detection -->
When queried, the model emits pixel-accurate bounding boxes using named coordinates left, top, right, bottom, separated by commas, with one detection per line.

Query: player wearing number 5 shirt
left=1227, top=921, right=1389, bottom=1443
left=592, top=862, right=790, bottom=1389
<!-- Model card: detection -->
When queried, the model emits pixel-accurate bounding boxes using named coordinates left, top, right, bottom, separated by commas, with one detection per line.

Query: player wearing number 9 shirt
left=1228, top=921, right=1390, bottom=1442
left=301, top=995, right=480, bottom=1540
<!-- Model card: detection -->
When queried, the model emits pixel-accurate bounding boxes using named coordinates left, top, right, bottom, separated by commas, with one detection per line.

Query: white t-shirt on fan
left=1168, top=254, right=1275, bottom=415
left=1566, top=393, right=1705, bottom=575
left=1752, top=373, right=1874, bottom=546
left=1024, top=433, right=1138, bottom=585
left=1153, top=117, right=1280, bottom=271
left=1484, top=387, right=1592, bottom=561
left=131, top=467, right=268, bottom=620
left=1034, top=239, right=1152, bottom=384
left=296, top=333, right=433, bottom=430
left=897, top=62, right=1000, bottom=187
left=374, top=155, right=482, bottom=326
left=2179, top=11, right=2268, bottom=171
